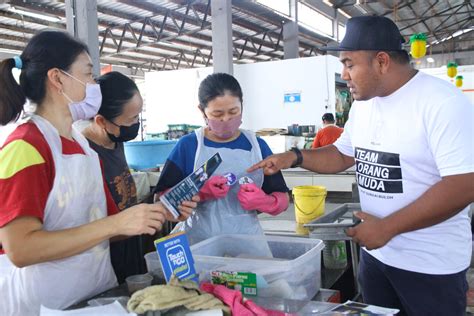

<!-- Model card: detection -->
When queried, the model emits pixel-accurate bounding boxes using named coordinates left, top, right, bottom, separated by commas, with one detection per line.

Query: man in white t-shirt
left=249, top=16, right=474, bottom=315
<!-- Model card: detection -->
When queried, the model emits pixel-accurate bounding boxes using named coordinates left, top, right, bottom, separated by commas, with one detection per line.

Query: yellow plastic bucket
left=293, top=185, right=327, bottom=224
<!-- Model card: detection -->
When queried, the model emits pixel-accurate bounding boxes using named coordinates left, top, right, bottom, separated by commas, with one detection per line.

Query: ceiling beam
left=0, top=7, right=64, bottom=29
left=0, top=20, right=194, bottom=61
left=1, top=0, right=470, bottom=69
left=303, top=0, right=348, bottom=24
left=399, top=2, right=465, bottom=32
left=5, top=1, right=284, bottom=62
left=0, top=42, right=24, bottom=53
left=395, top=10, right=472, bottom=22
left=4, top=1, right=216, bottom=58
left=406, top=1, right=439, bottom=41
left=380, top=0, right=417, bottom=17
left=0, top=20, right=216, bottom=69
left=433, top=16, right=472, bottom=35
left=231, top=0, right=330, bottom=50
left=432, top=3, right=469, bottom=33
left=118, top=0, right=287, bottom=58
left=101, top=1, right=286, bottom=60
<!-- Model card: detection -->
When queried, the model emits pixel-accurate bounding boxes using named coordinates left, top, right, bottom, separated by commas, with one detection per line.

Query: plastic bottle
left=323, top=240, right=347, bottom=269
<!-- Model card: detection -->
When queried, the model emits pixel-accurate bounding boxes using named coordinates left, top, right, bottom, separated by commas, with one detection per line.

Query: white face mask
left=61, top=70, right=102, bottom=122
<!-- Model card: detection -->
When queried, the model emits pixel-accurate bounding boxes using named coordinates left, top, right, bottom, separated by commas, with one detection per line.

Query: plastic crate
left=191, top=234, right=324, bottom=301
left=146, top=132, right=168, bottom=140
left=167, top=124, right=189, bottom=131
left=167, top=130, right=187, bottom=140
left=187, top=125, right=201, bottom=132
left=123, top=140, right=177, bottom=170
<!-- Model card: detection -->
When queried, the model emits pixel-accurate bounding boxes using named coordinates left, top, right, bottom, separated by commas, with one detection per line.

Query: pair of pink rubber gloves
left=198, top=176, right=288, bottom=216
left=201, top=283, right=287, bottom=316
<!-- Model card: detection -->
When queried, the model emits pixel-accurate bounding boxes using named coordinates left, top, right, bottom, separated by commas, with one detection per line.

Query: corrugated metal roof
left=0, top=0, right=472, bottom=73
left=325, top=0, right=473, bottom=52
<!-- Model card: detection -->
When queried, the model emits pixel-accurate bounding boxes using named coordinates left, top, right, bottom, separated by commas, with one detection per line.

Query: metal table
left=304, top=203, right=361, bottom=300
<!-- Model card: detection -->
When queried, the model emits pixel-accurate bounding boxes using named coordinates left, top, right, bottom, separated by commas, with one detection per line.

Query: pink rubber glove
left=243, top=299, right=270, bottom=315
left=198, top=175, right=230, bottom=201
left=201, top=283, right=285, bottom=316
left=237, top=183, right=289, bottom=216
left=201, top=283, right=256, bottom=316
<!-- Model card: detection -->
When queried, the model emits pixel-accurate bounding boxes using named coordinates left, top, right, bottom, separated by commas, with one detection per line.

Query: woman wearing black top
left=82, top=71, right=196, bottom=283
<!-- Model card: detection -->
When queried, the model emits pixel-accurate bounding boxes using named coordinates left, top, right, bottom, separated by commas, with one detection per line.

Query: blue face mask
left=61, top=70, right=102, bottom=122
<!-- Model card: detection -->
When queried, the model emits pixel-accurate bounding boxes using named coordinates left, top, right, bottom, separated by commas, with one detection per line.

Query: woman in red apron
left=0, top=30, right=196, bottom=315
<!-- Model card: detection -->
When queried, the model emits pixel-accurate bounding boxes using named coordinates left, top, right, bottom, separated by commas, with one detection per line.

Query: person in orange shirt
left=312, top=113, right=343, bottom=148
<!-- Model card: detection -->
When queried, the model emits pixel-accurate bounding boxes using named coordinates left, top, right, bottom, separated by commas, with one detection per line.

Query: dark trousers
left=358, top=249, right=467, bottom=316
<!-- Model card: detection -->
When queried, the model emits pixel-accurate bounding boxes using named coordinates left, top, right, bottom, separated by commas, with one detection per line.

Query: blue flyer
left=154, top=232, right=198, bottom=283
left=160, top=152, right=222, bottom=218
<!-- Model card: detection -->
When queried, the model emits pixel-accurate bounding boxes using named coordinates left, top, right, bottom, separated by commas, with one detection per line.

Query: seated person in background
left=312, top=113, right=344, bottom=149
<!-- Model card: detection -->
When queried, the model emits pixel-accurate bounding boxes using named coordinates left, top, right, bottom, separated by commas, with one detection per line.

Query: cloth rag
left=127, top=277, right=230, bottom=315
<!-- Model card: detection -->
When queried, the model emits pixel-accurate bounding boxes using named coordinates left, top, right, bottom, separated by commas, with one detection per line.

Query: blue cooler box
left=124, top=140, right=177, bottom=170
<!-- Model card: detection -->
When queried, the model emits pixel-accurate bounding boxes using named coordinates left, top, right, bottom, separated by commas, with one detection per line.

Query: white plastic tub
left=144, top=251, right=165, bottom=280
left=191, top=234, right=324, bottom=301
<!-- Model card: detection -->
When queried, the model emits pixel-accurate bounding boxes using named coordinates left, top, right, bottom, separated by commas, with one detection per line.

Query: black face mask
left=107, top=121, right=140, bottom=143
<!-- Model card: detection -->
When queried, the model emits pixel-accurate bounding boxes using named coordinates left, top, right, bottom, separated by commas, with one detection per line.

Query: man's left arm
left=347, top=173, right=474, bottom=249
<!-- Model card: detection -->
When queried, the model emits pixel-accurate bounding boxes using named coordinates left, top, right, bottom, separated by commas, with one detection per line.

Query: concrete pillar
left=65, top=0, right=100, bottom=77
left=211, top=0, right=233, bottom=74
left=284, top=0, right=299, bottom=59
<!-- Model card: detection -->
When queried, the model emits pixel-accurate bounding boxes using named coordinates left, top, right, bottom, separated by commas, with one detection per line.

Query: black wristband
left=290, top=147, right=303, bottom=168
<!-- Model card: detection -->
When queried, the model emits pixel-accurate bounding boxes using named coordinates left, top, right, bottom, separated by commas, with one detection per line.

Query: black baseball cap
left=322, top=16, right=405, bottom=51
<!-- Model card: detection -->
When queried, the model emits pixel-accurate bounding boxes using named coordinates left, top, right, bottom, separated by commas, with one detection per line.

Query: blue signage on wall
left=284, top=92, right=301, bottom=103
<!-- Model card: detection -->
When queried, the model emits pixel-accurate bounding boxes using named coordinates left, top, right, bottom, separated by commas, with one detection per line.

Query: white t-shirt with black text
left=335, top=71, right=474, bottom=274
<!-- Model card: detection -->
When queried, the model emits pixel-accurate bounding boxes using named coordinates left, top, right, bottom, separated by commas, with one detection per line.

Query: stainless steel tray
left=304, top=203, right=361, bottom=241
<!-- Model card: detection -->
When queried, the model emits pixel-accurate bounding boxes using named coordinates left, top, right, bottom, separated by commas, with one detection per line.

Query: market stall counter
left=68, top=231, right=339, bottom=314
left=68, top=277, right=338, bottom=315
left=67, top=201, right=356, bottom=314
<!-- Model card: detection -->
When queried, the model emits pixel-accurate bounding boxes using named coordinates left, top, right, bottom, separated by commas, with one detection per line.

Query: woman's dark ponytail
left=0, top=58, right=26, bottom=125
left=0, top=30, right=88, bottom=126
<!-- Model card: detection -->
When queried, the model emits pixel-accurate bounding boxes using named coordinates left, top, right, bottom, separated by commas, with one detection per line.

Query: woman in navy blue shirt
left=153, top=73, right=289, bottom=245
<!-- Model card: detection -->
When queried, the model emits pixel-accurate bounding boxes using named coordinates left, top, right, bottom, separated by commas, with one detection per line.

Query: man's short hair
left=384, top=50, right=411, bottom=64
left=322, top=113, right=335, bottom=123
left=368, top=50, right=410, bottom=64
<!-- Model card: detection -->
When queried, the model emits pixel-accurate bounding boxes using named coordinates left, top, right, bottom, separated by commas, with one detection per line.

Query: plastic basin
left=124, top=140, right=177, bottom=170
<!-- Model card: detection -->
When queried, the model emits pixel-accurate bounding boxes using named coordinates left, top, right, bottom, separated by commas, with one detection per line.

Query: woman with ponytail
left=0, top=31, right=196, bottom=315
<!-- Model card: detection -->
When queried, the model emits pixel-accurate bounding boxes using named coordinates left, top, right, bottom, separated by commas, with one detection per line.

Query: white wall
left=237, top=55, right=341, bottom=131
left=145, top=67, right=212, bottom=133
left=420, top=65, right=474, bottom=104
left=144, top=55, right=342, bottom=133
